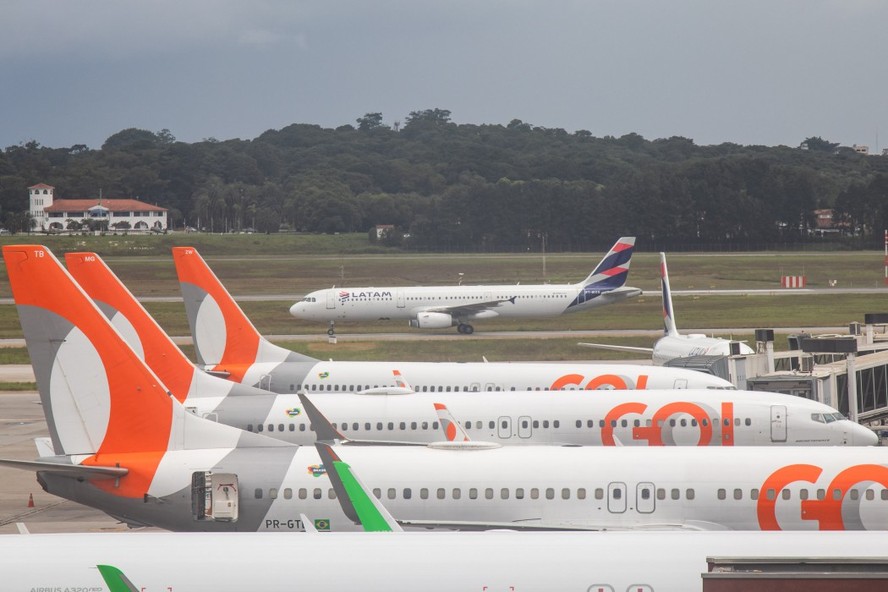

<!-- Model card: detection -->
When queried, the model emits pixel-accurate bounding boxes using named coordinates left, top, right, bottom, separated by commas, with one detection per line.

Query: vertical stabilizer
left=172, top=247, right=316, bottom=380
left=434, top=403, right=471, bottom=442
left=580, top=237, right=636, bottom=289
left=66, top=252, right=273, bottom=404
left=660, top=252, right=680, bottom=337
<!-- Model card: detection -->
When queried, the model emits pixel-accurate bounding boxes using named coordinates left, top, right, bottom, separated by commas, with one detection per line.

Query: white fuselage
left=230, top=358, right=733, bottom=394
left=4, top=531, right=887, bottom=592
left=198, top=389, right=875, bottom=447
left=290, top=283, right=640, bottom=325
left=653, top=334, right=756, bottom=365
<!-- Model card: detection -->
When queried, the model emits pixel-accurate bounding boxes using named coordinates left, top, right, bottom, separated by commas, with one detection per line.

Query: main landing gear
left=456, top=323, right=475, bottom=335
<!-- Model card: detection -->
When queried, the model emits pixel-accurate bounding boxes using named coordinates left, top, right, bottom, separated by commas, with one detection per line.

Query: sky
left=2, top=0, right=887, bottom=150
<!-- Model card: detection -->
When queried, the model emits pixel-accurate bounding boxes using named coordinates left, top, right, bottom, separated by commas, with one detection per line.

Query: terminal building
left=28, top=183, right=168, bottom=233
left=668, top=316, right=888, bottom=429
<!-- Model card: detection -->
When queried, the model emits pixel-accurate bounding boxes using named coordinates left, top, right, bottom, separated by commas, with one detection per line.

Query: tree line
left=2, top=109, right=887, bottom=251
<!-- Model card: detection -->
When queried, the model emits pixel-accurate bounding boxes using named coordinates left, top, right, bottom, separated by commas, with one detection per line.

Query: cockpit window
left=811, top=413, right=825, bottom=423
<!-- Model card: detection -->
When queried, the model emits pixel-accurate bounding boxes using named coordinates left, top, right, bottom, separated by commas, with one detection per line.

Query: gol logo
left=599, top=401, right=733, bottom=446
left=757, top=463, right=888, bottom=530
left=550, top=373, right=649, bottom=391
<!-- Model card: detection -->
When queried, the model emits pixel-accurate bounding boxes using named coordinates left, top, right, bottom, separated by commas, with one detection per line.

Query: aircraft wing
left=424, top=297, right=517, bottom=318
left=399, top=519, right=728, bottom=531
left=0, top=458, right=129, bottom=479
left=577, top=342, right=655, bottom=354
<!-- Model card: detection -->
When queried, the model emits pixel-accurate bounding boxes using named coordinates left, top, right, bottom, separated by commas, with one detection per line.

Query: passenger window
left=437, top=488, right=446, bottom=500
left=501, top=488, right=510, bottom=500
left=733, top=488, right=742, bottom=501
left=850, top=489, right=860, bottom=501
left=376, top=422, right=383, bottom=431
left=546, top=488, right=555, bottom=500
left=328, top=489, right=336, bottom=500
left=403, top=488, right=412, bottom=500
left=313, top=488, right=322, bottom=500
left=641, top=488, right=650, bottom=500
left=553, top=420, right=560, bottom=428
left=701, top=419, right=708, bottom=427
left=534, top=420, right=540, bottom=428
left=387, top=488, right=396, bottom=500
left=388, top=422, right=394, bottom=430
left=289, top=424, right=295, bottom=432
left=422, top=421, right=428, bottom=430
left=531, top=488, right=540, bottom=499
left=420, top=488, right=429, bottom=500
left=669, top=419, right=676, bottom=427
left=866, top=489, right=875, bottom=501
left=372, top=488, right=381, bottom=499
left=485, top=488, right=494, bottom=500
left=299, top=488, right=308, bottom=500
left=717, top=488, right=726, bottom=500
left=817, top=489, right=826, bottom=500
left=734, top=418, right=740, bottom=426
left=561, top=488, right=570, bottom=500
left=453, top=488, right=461, bottom=500
left=543, top=420, right=550, bottom=428
left=515, top=488, right=524, bottom=500
left=577, top=488, right=586, bottom=500
left=269, top=488, right=278, bottom=499
left=671, top=488, right=680, bottom=500
left=686, top=488, right=695, bottom=500
left=299, top=424, right=306, bottom=432
left=766, top=489, right=776, bottom=500
left=783, top=489, right=792, bottom=500
left=680, top=419, right=687, bottom=427
left=587, top=420, right=594, bottom=428
left=656, top=488, right=665, bottom=500
left=596, top=488, right=605, bottom=500
left=399, top=422, right=406, bottom=430
left=283, top=488, right=292, bottom=500
left=469, top=488, right=478, bottom=500
left=613, top=488, right=621, bottom=500
left=257, top=424, right=264, bottom=432
left=691, top=419, right=697, bottom=427
left=800, top=489, right=809, bottom=500
left=254, top=488, right=263, bottom=499
left=832, top=489, right=841, bottom=501
left=751, top=489, right=759, bottom=500
left=247, top=424, right=253, bottom=432
left=489, top=421, right=495, bottom=429
left=576, top=420, right=582, bottom=428
left=882, top=490, right=888, bottom=501
left=745, top=418, right=751, bottom=426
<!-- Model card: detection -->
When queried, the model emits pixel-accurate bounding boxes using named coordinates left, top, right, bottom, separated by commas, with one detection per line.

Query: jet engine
left=409, top=312, right=454, bottom=329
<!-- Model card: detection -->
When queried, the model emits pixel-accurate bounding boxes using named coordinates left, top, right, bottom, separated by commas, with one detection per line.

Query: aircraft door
left=396, top=289, right=405, bottom=309
left=497, top=416, right=512, bottom=439
left=607, top=482, right=627, bottom=513
left=636, top=482, right=655, bottom=514
left=770, top=405, right=787, bottom=442
left=517, top=416, right=532, bottom=439
left=673, top=379, right=688, bottom=389
left=326, top=290, right=336, bottom=310
left=192, top=472, right=239, bottom=522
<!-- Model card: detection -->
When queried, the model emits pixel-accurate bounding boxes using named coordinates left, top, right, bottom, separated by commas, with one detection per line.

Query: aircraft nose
left=851, top=423, right=879, bottom=446
left=289, top=302, right=301, bottom=318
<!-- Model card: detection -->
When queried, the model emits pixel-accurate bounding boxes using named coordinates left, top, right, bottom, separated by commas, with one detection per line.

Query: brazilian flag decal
left=314, top=518, right=331, bottom=531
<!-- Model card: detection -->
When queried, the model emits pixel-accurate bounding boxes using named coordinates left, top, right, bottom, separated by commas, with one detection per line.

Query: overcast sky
left=2, top=0, right=887, bottom=150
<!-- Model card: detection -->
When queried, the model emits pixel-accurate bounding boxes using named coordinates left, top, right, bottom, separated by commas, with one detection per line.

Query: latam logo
left=338, top=290, right=393, bottom=303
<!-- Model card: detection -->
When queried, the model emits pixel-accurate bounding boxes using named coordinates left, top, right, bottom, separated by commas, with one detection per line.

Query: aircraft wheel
left=327, top=328, right=335, bottom=336
left=458, top=323, right=474, bottom=335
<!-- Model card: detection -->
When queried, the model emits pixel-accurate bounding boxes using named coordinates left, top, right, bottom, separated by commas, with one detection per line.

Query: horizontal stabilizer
left=0, top=458, right=128, bottom=479
left=577, top=342, right=654, bottom=354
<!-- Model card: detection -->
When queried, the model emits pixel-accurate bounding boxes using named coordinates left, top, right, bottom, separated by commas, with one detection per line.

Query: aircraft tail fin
left=97, top=565, right=139, bottom=592
left=315, top=442, right=403, bottom=532
left=66, top=251, right=273, bottom=404
left=4, top=245, right=282, bottom=481
left=172, top=247, right=316, bottom=381
left=659, top=252, right=680, bottom=337
left=434, top=403, right=471, bottom=442
left=580, top=237, right=636, bottom=290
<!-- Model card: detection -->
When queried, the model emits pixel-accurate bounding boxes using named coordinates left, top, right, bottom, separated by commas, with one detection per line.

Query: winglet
left=315, top=442, right=402, bottom=532
left=659, top=252, right=679, bottom=337
left=581, top=237, right=636, bottom=289
left=96, top=564, right=139, bottom=592
left=172, top=246, right=316, bottom=379
left=297, top=392, right=347, bottom=443
left=434, top=403, right=471, bottom=442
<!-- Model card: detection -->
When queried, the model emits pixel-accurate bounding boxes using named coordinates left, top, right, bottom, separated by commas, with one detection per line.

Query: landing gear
left=327, top=321, right=336, bottom=336
left=456, top=323, right=475, bottom=335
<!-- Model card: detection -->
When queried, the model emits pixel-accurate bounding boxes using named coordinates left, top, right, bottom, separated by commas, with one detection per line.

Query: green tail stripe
left=333, top=459, right=392, bottom=532
left=96, top=564, right=139, bottom=592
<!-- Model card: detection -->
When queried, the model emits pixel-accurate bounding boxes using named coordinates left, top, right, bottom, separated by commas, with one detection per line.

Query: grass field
left=0, top=233, right=884, bottom=364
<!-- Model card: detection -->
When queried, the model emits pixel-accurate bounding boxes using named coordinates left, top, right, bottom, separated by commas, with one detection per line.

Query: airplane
left=579, top=251, right=755, bottom=364
left=65, top=250, right=873, bottom=447
left=288, top=236, right=641, bottom=334
left=169, top=245, right=733, bottom=392
left=3, top=531, right=888, bottom=592
left=6, top=244, right=888, bottom=534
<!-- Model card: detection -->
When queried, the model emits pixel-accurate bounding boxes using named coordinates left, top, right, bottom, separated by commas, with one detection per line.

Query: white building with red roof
left=29, top=184, right=168, bottom=232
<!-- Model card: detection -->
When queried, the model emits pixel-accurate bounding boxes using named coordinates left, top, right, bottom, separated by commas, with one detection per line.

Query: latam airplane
left=288, top=237, right=641, bottom=334
left=64, top=250, right=872, bottom=448
left=170, top=246, right=731, bottom=392
left=580, top=252, right=755, bottom=364
left=4, top=531, right=888, bottom=592
left=4, top=245, right=888, bottom=534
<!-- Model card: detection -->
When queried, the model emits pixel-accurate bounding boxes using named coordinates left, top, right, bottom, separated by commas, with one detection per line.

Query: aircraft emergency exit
left=5, top=244, right=886, bottom=535
left=289, top=237, right=640, bottom=334
left=169, top=246, right=730, bottom=392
